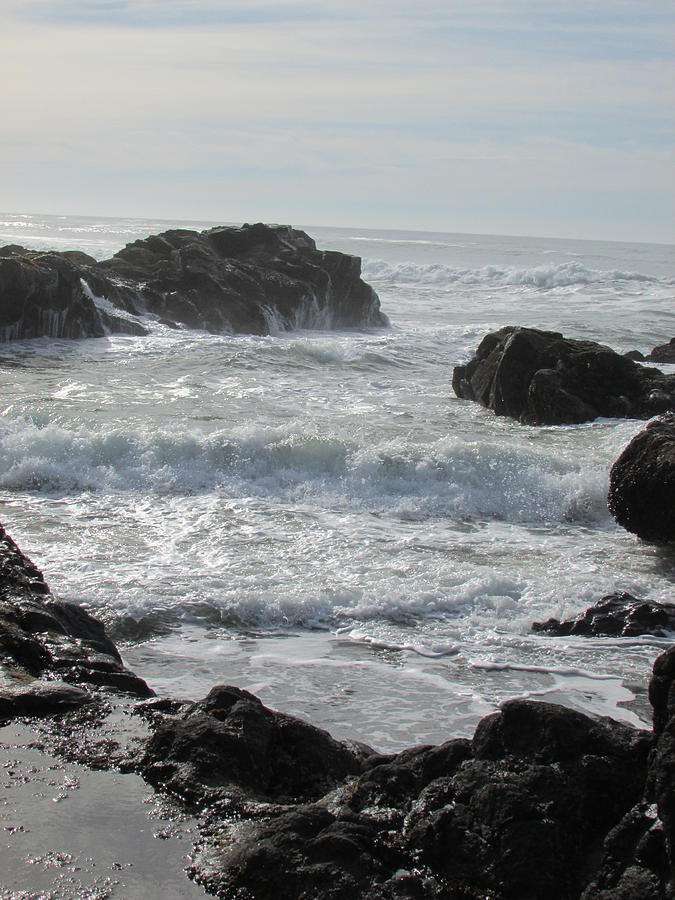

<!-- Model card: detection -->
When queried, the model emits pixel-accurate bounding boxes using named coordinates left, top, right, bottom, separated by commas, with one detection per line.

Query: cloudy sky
left=2, top=1, right=674, bottom=241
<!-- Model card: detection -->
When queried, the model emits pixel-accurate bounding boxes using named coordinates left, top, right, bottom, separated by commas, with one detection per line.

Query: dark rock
left=452, top=326, right=675, bottom=425
left=624, top=350, right=646, bottom=361
left=0, top=522, right=153, bottom=702
left=532, top=592, right=675, bottom=637
left=0, top=249, right=148, bottom=340
left=648, top=339, right=675, bottom=365
left=582, top=646, right=675, bottom=899
left=0, top=224, right=386, bottom=341
left=183, top=698, right=654, bottom=899
left=0, top=680, right=93, bottom=719
left=608, top=415, right=675, bottom=542
left=139, top=684, right=374, bottom=806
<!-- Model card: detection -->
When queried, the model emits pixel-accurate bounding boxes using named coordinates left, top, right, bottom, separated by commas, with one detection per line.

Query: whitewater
left=1, top=213, right=673, bottom=751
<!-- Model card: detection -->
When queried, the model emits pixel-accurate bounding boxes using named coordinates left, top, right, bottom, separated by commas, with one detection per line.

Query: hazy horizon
left=2, top=1, right=673, bottom=244
left=3, top=209, right=674, bottom=251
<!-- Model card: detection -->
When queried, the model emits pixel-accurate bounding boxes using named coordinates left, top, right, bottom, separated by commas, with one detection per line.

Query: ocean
left=1, top=212, right=673, bottom=752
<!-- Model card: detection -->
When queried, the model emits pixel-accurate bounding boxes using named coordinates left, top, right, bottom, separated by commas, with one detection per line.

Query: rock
left=648, top=338, right=675, bottom=365
left=532, top=592, right=675, bottom=637
left=0, top=522, right=153, bottom=702
left=186, top=699, right=653, bottom=900
left=139, top=684, right=374, bottom=806
left=582, top=646, right=675, bottom=899
left=452, top=326, right=675, bottom=425
left=0, top=224, right=386, bottom=341
left=0, top=680, right=93, bottom=719
left=0, top=249, right=148, bottom=340
left=608, top=415, right=675, bottom=542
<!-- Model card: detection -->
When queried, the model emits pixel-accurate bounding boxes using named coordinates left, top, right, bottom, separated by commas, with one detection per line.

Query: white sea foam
left=362, top=258, right=667, bottom=289
left=2, top=213, right=673, bottom=750
left=0, top=417, right=612, bottom=527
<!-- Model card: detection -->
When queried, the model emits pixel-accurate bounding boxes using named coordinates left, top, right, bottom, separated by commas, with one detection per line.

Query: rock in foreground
left=187, top=697, right=659, bottom=900
left=139, top=684, right=373, bottom=806
left=0, top=523, right=152, bottom=706
left=452, top=327, right=675, bottom=425
left=608, top=415, right=675, bottom=542
left=2, top=521, right=674, bottom=899
left=0, top=223, right=386, bottom=341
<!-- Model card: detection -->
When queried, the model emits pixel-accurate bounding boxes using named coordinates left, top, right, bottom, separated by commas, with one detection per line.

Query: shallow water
left=1, top=212, right=673, bottom=750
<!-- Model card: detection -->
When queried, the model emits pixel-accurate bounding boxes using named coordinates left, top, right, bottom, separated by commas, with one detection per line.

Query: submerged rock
left=452, top=326, right=675, bottom=425
left=532, top=592, right=675, bottom=637
left=0, top=223, right=386, bottom=341
left=0, top=522, right=152, bottom=705
left=608, top=415, right=675, bottom=542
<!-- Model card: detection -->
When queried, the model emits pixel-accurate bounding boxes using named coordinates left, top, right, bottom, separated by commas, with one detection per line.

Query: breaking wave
left=0, top=417, right=611, bottom=526
left=362, top=259, right=668, bottom=290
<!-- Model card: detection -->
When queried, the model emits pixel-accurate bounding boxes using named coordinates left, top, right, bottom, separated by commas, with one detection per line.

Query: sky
left=2, top=0, right=674, bottom=242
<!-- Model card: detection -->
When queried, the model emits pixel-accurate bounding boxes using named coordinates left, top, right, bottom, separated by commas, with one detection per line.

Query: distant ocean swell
left=362, top=259, right=671, bottom=289
left=0, top=417, right=611, bottom=526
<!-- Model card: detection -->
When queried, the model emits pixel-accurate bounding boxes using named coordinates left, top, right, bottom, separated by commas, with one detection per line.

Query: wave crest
left=0, top=418, right=610, bottom=526
left=362, top=259, right=664, bottom=290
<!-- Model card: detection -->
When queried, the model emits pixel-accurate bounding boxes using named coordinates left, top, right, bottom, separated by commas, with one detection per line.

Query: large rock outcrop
left=185, top=695, right=659, bottom=899
left=608, top=415, right=675, bottom=542
left=452, top=327, right=675, bottom=425
left=0, top=224, right=386, bottom=341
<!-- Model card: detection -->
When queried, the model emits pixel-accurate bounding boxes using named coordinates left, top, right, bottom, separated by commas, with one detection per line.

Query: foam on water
left=1, top=212, right=673, bottom=749
left=363, top=258, right=670, bottom=289
left=0, top=414, right=615, bottom=528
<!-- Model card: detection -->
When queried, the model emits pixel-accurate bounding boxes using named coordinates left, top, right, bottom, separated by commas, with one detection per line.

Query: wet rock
left=184, top=698, right=653, bottom=899
left=0, top=681, right=93, bottom=720
left=647, top=338, right=675, bottom=365
left=0, top=249, right=148, bottom=340
left=608, top=415, right=675, bottom=542
left=532, top=592, right=675, bottom=637
left=0, top=223, right=386, bottom=341
left=139, top=684, right=374, bottom=806
left=452, top=326, right=675, bottom=425
left=582, top=646, right=675, bottom=899
left=0, top=522, right=153, bottom=703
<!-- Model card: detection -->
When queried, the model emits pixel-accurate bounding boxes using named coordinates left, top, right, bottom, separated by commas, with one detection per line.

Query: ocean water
left=1, top=212, right=674, bottom=751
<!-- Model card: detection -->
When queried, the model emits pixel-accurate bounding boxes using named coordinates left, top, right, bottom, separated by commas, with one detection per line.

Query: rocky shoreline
left=1, top=520, right=673, bottom=899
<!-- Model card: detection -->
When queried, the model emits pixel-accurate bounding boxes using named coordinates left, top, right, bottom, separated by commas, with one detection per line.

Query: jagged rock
left=0, top=522, right=153, bottom=703
left=452, top=327, right=675, bottom=425
left=648, top=339, right=675, bottom=365
left=582, top=646, right=675, bottom=899
left=0, top=249, right=148, bottom=340
left=0, top=223, right=386, bottom=341
left=139, top=684, right=374, bottom=806
left=185, top=698, right=653, bottom=899
left=608, top=415, right=675, bottom=542
left=532, top=592, right=675, bottom=637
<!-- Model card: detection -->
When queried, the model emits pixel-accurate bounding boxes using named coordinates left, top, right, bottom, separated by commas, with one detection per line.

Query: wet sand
left=0, top=720, right=207, bottom=899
